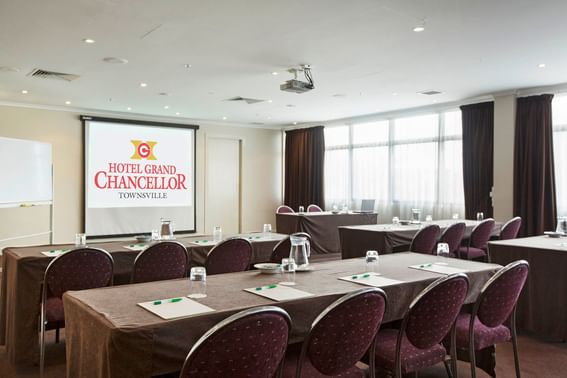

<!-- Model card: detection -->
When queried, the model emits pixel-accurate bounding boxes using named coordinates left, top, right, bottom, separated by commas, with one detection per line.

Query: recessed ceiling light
left=159, top=92, right=168, bottom=96
left=293, top=122, right=298, bottom=125
left=271, top=71, right=278, bottom=76
left=175, top=112, right=180, bottom=116
left=140, top=82, right=148, bottom=88
left=127, top=107, right=132, bottom=111
left=538, top=63, right=546, bottom=68
left=21, top=90, right=28, bottom=94
left=83, top=38, right=96, bottom=44
left=413, top=26, right=425, bottom=32
left=164, top=105, right=169, bottom=109
left=267, top=99, right=273, bottom=103
left=102, top=57, right=128, bottom=64
left=222, top=116, right=227, bottom=120
left=184, top=64, right=192, bottom=69
left=65, top=100, right=71, bottom=105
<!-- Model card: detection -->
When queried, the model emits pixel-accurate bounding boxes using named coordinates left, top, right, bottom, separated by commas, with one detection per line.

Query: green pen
left=420, top=263, right=433, bottom=268
left=153, top=300, right=162, bottom=305
left=256, top=284, right=278, bottom=291
left=169, top=297, right=182, bottom=303
left=352, top=274, right=371, bottom=279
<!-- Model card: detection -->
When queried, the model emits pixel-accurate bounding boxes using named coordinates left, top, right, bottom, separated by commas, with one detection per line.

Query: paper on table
left=190, top=240, right=218, bottom=246
left=245, top=284, right=313, bottom=301
left=339, top=272, right=404, bottom=287
left=409, top=263, right=468, bottom=275
left=41, top=249, right=71, bottom=257
left=124, top=243, right=148, bottom=251
left=138, top=297, right=214, bottom=320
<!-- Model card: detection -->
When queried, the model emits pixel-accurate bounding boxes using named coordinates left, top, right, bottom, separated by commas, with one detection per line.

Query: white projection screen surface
left=84, top=117, right=198, bottom=237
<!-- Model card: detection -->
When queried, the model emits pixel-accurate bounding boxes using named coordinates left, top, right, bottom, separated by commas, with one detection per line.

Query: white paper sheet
left=338, top=272, right=404, bottom=287
left=138, top=297, right=215, bottom=320
left=123, top=243, right=148, bottom=251
left=40, top=249, right=71, bottom=257
left=190, top=240, right=219, bottom=246
left=409, top=263, right=468, bottom=275
left=244, top=284, right=313, bottom=301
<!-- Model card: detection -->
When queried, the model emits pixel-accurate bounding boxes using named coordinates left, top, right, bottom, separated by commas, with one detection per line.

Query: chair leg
left=55, top=326, right=60, bottom=343
left=40, top=318, right=45, bottom=377
left=443, top=360, right=453, bottom=378
left=511, top=312, right=521, bottom=378
left=469, top=334, right=477, bottom=378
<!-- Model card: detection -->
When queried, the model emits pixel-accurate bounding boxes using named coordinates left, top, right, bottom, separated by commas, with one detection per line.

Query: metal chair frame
left=306, top=204, right=323, bottom=212
left=131, top=240, right=189, bottom=283
left=499, top=217, right=522, bottom=240
left=459, top=218, right=495, bottom=261
left=205, top=236, right=253, bottom=274
left=276, top=205, right=295, bottom=214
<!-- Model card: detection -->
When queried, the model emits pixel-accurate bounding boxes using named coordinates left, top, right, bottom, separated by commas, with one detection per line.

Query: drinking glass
left=188, top=267, right=207, bottom=298
left=365, top=250, right=379, bottom=273
left=160, top=219, right=174, bottom=240
left=425, top=215, right=433, bottom=222
left=436, top=243, right=450, bottom=265
left=411, top=208, right=422, bottom=223
left=342, top=203, right=348, bottom=213
left=75, top=233, right=86, bottom=247
left=556, top=216, right=567, bottom=235
left=332, top=204, right=338, bottom=213
left=298, top=205, right=305, bottom=213
left=151, top=229, right=160, bottom=241
left=392, top=216, right=400, bottom=225
left=476, top=212, right=484, bottom=221
left=279, top=258, right=296, bottom=286
left=213, top=226, right=223, bottom=242
left=263, top=223, right=272, bottom=233
left=452, top=213, right=459, bottom=220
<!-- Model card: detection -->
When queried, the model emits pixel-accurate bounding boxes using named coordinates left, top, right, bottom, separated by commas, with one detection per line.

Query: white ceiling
left=1, top=0, right=567, bottom=127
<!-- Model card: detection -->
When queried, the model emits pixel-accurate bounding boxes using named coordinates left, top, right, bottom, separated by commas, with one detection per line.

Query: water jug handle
left=305, top=239, right=311, bottom=257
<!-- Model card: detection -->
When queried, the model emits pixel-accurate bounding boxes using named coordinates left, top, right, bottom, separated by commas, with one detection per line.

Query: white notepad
left=190, top=240, right=218, bottom=246
left=245, top=284, right=313, bottom=301
left=138, top=297, right=215, bottom=320
left=409, top=263, right=468, bottom=275
left=41, top=249, right=71, bottom=257
left=124, top=243, right=148, bottom=251
left=339, top=272, right=404, bottom=287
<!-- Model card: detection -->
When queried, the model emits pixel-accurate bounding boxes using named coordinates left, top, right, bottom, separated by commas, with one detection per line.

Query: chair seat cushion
left=281, top=343, right=365, bottom=378
left=455, top=313, right=511, bottom=350
left=45, top=297, right=65, bottom=322
left=457, top=246, right=487, bottom=259
left=374, top=329, right=446, bottom=374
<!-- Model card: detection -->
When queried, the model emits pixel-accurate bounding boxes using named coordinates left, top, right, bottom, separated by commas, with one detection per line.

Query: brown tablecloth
left=63, top=252, right=500, bottom=378
left=339, top=219, right=502, bottom=259
left=489, top=236, right=567, bottom=341
left=0, top=232, right=285, bottom=366
left=276, top=212, right=377, bottom=254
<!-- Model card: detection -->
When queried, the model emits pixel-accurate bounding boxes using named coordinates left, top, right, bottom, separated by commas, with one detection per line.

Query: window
left=553, top=95, right=567, bottom=216
left=324, top=111, right=464, bottom=221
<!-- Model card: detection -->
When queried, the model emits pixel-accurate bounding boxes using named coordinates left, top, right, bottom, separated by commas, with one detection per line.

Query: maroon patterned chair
left=457, top=218, right=495, bottom=261
left=205, top=237, right=252, bottom=275
left=282, top=288, right=387, bottom=378
left=131, top=241, right=189, bottom=283
left=179, top=306, right=291, bottom=378
left=454, top=260, right=529, bottom=378
left=277, top=205, right=295, bottom=214
left=499, top=217, right=522, bottom=240
left=409, top=224, right=441, bottom=254
left=40, top=248, right=114, bottom=376
left=438, top=222, right=467, bottom=257
left=306, top=204, right=323, bottom=212
left=270, top=232, right=311, bottom=263
left=374, top=273, right=470, bottom=378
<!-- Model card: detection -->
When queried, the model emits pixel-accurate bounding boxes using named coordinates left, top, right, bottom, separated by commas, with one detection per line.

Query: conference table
left=276, top=211, right=378, bottom=255
left=489, top=235, right=567, bottom=341
left=0, top=232, right=286, bottom=366
left=339, top=219, right=502, bottom=259
left=62, top=252, right=501, bottom=378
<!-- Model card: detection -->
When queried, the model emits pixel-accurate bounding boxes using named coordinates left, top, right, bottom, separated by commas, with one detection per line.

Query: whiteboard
left=0, top=137, right=53, bottom=205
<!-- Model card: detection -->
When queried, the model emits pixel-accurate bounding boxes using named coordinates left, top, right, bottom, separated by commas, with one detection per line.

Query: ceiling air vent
left=225, top=96, right=265, bottom=104
left=27, top=68, right=80, bottom=82
left=418, top=90, right=442, bottom=96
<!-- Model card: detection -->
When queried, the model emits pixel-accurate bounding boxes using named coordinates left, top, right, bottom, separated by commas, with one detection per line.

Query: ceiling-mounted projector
left=280, top=65, right=315, bottom=94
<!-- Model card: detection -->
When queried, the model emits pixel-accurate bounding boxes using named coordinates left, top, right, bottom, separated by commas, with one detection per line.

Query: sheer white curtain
left=553, top=95, right=567, bottom=216
left=324, top=111, right=465, bottom=221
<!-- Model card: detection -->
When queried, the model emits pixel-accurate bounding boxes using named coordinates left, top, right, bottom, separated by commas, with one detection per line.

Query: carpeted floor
left=1, top=330, right=566, bottom=377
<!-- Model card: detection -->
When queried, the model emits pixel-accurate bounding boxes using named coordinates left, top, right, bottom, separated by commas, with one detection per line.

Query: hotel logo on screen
left=130, top=140, right=157, bottom=160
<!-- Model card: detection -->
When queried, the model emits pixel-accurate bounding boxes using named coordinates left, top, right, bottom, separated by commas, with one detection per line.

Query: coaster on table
left=409, top=263, right=468, bottom=275
left=244, top=284, right=313, bottom=301
left=138, top=297, right=214, bottom=320
left=124, top=243, right=148, bottom=251
left=339, top=272, right=403, bottom=287
left=41, top=249, right=71, bottom=257
left=190, top=240, right=218, bottom=246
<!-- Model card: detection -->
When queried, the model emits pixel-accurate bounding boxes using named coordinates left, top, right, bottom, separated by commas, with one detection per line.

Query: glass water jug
left=289, top=234, right=310, bottom=270
left=160, top=219, right=174, bottom=240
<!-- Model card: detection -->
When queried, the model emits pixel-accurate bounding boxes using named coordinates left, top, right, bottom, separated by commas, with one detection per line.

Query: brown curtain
left=514, top=94, right=557, bottom=236
left=461, top=101, right=494, bottom=219
left=284, top=126, right=325, bottom=211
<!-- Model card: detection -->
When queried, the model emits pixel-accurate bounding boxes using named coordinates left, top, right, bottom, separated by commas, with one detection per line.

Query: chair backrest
left=469, top=218, right=496, bottom=249
left=300, top=288, right=387, bottom=377
left=205, top=237, right=252, bottom=275
left=179, top=306, right=291, bottom=378
left=409, top=225, right=441, bottom=254
left=307, top=204, right=323, bottom=212
left=276, top=205, right=295, bottom=214
left=438, top=222, right=467, bottom=255
left=403, top=273, right=469, bottom=349
left=131, top=241, right=189, bottom=283
left=499, top=217, right=522, bottom=240
left=270, top=232, right=311, bottom=263
left=475, top=260, right=529, bottom=328
left=44, top=248, right=114, bottom=299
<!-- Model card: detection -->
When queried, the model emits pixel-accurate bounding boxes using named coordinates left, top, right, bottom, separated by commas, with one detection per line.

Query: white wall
left=493, top=95, right=516, bottom=221
left=0, top=105, right=282, bottom=250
